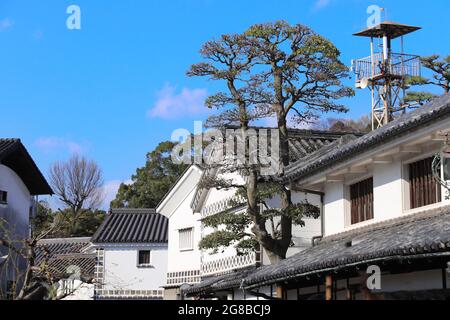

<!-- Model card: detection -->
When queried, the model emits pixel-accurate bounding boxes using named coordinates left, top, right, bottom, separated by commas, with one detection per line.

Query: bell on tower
left=352, top=21, right=422, bottom=130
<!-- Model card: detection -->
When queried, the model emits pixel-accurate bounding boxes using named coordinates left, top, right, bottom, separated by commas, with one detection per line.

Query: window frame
left=407, top=156, right=442, bottom=210
left=0, top=190, right=7, bottom=204
left=178, top=227, right=194, bottom=252
left=137, top=250, right=152, bottom=267
left=349, top=177, right=374, bottom=225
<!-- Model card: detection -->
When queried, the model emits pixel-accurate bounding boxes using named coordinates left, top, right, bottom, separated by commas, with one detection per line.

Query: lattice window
left=166, top=270, right=201, bottom=285
left=350, top=177, right=374, bottom=224
left=201, top=252, right=257, bottom=277
left=409, top=157, right=441, bottom=209
left=179, top=228, right=194, bottom=251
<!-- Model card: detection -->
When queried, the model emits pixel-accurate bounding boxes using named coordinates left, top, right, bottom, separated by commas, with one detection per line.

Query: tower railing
left=353, top=52, right=421, bottom=82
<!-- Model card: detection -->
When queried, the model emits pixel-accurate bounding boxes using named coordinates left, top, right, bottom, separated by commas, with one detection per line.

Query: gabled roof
left=0, top=138, right=53, bottom=195
left=284, top=94, right=450, bottom=183
left=243, top=204, right=450, bottom=289
left=35, top=237, right=95, bottom=280
left=156, top=164, right=203, bottom=217
left=91, top=208, right=168, bottom=244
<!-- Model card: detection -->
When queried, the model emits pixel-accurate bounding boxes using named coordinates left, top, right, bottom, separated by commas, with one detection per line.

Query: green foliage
left=31, top=200, right=54, bottom=236
left=188, top=20, right=344, bottom=260
left=202, top=211, right=251, bottom=232
left=199, top=230, right=243, bottom=254
left=404, top=54, right=450, bottom=106
left=200, top=188, right=320, bottom=250
left=244, top=21, right=354, bottom=122
left=403, top=91, right=436, bottom=105
left=31, top=202, right=106, bottom=238
left=68, top=209, right=106, bottom=237
left=110, top=141, right=188, bottom=208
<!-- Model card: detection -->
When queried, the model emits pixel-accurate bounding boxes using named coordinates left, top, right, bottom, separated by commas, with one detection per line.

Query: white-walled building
left=243, top=94, right=450, bottom=300
left=92, top=208, right=168, bottom=300
left=0, top=138, right=53, bottom=298
left=158, top=130, right=351, bottom=300
left=157, top=165, right=203, bottom=299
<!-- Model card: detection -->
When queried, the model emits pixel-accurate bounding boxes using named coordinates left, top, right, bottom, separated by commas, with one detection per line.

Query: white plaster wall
left=377, top=269, right=446, bottom=293
left=373, top=160, right=403, bottom=221
left=158, top=165, right=203, bottom=274
left=200, top=171, right=246, bottom=264
left=0, top=164, right=31, bottom=240
left=102, top=244, right=168, bottom=291
left=0, top=164, right=32, bottom=288
left=323, top=182, right=347, bottom=236
left=202, top=171, right=244, bottom=208
left=167, top=187, right=202, bottom=272
left=158, top=166, right=202, bottom=219
left=201, top=209, right=250, bottom=264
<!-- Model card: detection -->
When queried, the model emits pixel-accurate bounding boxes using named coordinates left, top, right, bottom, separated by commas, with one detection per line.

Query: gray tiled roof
left=243, top=205, right=450, bottom=289
left=190, top=129, right=356, bottom=211
left=91, top=208, right=168, bottom=243
left=284, top=94, right=450, bottom=182
left=35, top=237, right=95, bottom=280
left=0, top=138, right=53, bottom=195
left=184, top=266, right=258, bottom=296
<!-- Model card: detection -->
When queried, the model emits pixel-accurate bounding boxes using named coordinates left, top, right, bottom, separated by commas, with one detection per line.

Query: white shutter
left=179, top=228, right=194, bottom=251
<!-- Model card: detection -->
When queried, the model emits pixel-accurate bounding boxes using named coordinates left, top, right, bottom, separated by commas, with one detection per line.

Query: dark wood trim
left=350, top=177, right=374, bottom=224
left=409, top=157, right=441, bottom=209
left=443, top=268, right=448, bottom=289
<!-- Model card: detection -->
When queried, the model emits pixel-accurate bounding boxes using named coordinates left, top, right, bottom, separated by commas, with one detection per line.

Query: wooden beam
left=372, top=156, right=392, bottom=164
left=400, top=146, right=422, bottom=153
left=432, top=133, right=446, bottom=141
left=325, top=275, right=333, bottom=300
left=326, top=175, right=345, bottom=182
left=276, top=285, right=284, bottom=299
left=306, top=176, right=326, bottom=186
left=348, top=166, right=367, bottom=174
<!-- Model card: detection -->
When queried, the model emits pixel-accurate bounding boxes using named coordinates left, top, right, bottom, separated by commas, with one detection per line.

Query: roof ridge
left=110, top=208, right=158, bottom=215
left=37, top=237, right=91, bottom=244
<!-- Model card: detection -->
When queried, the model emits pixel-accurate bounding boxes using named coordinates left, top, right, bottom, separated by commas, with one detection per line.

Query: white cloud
left=0, top=18, right=13, bottom=32
left=35, top=137, right=85, bottom=154
left=101, top=179, right=133, bottom=210
left=147, top=83, right=208, bottom=119
left=312, top=0, right=332, bottom=11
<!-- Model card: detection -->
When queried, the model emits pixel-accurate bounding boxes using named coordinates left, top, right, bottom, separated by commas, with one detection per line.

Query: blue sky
left=0, top=0, right=449, bottom=208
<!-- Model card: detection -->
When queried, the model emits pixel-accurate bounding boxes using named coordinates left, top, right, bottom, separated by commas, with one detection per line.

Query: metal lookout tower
left=352, top=21, right=422, bottom=130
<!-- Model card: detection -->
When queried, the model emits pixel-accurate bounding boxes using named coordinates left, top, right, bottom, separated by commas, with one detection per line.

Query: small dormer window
left=0, top=190, right=7, bottom=204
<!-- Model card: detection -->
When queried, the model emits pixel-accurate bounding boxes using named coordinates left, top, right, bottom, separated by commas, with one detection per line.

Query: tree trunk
left=247, top=169, right=284, bottom=264
left=278, top=112, right=292, bottom=259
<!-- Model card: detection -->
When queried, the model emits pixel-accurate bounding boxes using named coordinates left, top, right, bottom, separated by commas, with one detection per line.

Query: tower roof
left=353, top=21, right=421, bottom=39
